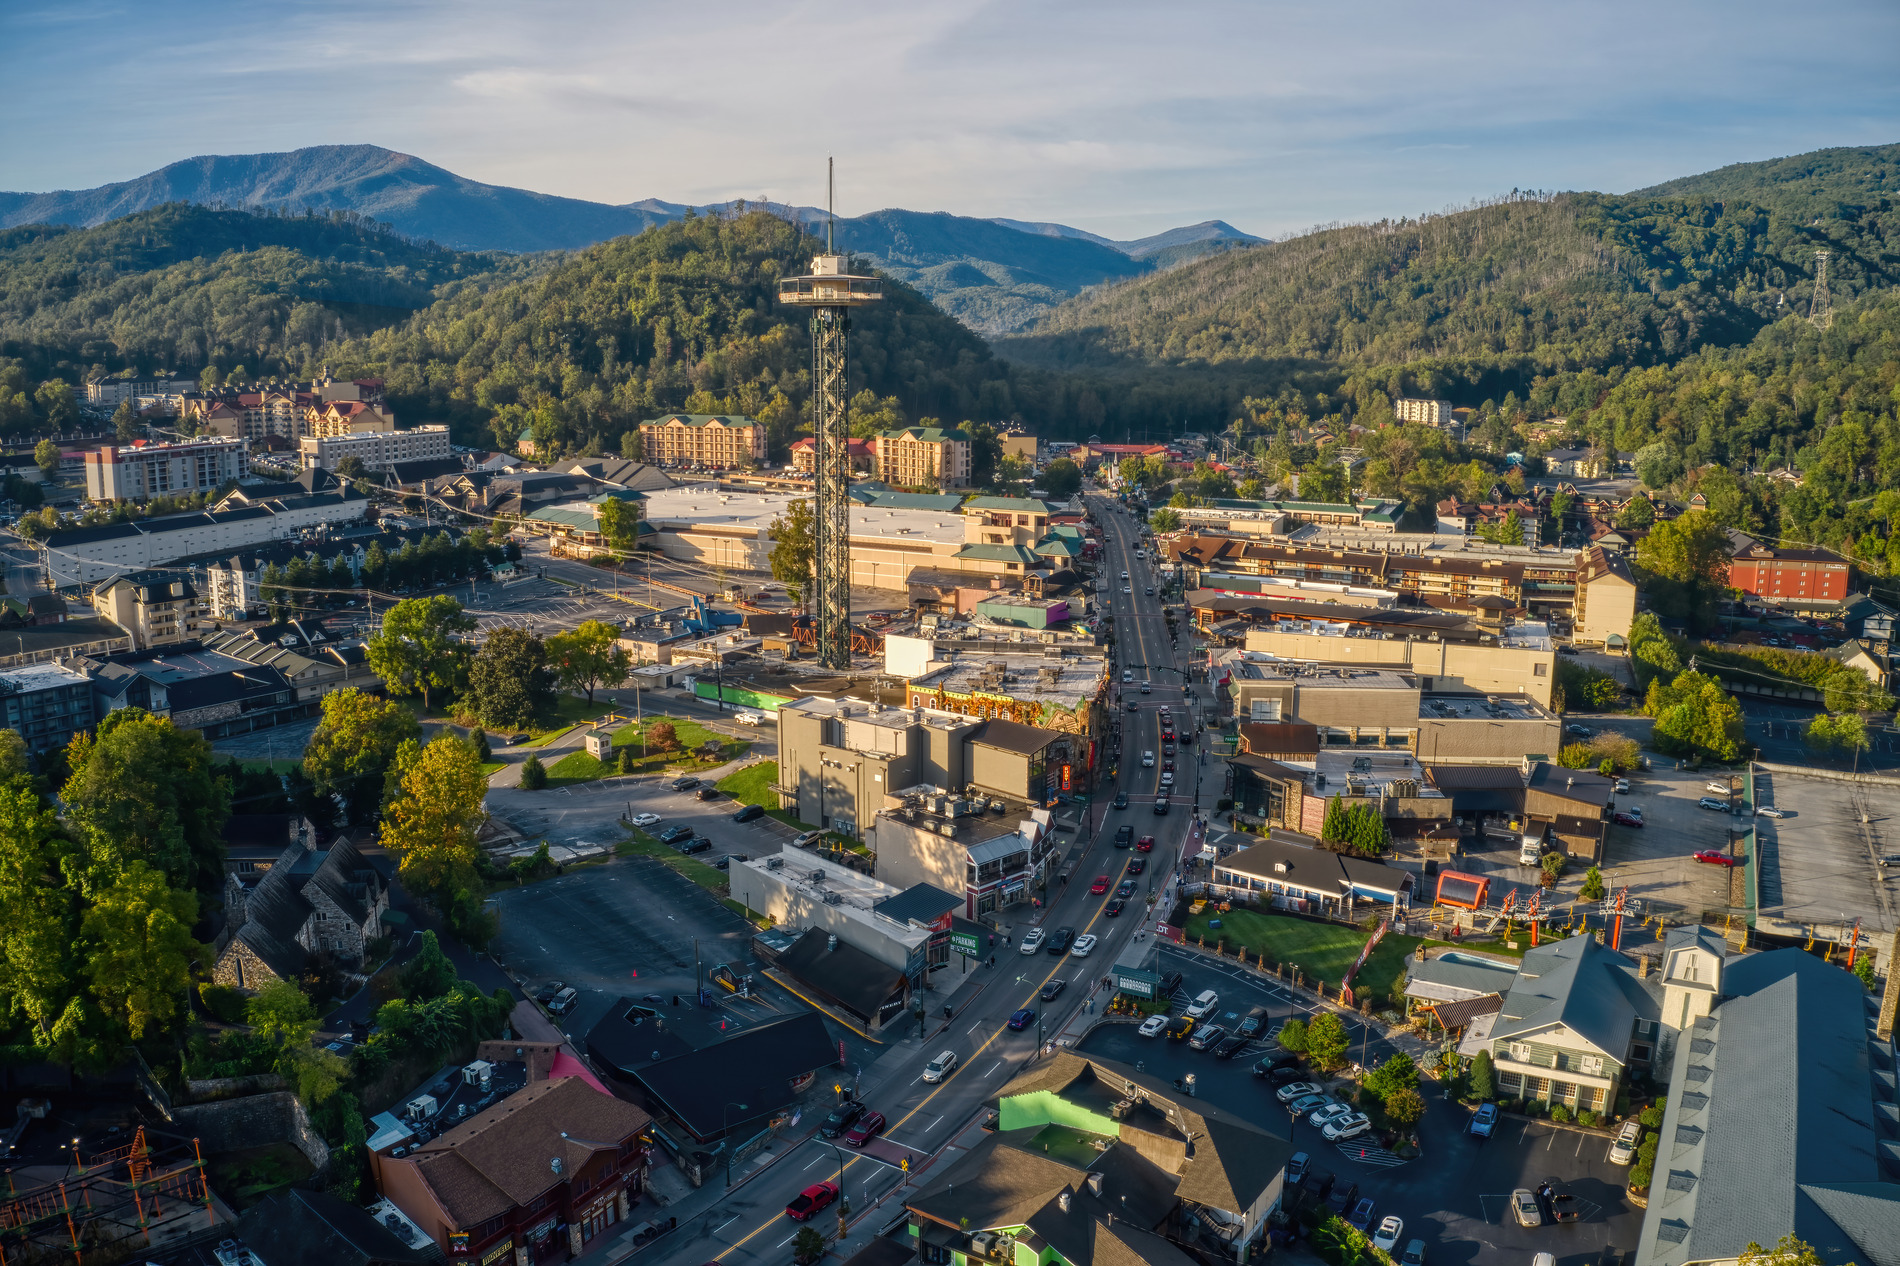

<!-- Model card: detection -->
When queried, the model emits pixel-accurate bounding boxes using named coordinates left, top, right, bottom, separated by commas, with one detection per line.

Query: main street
left=628, top=493, right=1203, bottom=1266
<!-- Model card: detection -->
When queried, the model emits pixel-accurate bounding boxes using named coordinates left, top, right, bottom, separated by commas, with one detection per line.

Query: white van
left=1519, top=835, right=1545, bottom=866
left=733, top=710, right=768, bottom=725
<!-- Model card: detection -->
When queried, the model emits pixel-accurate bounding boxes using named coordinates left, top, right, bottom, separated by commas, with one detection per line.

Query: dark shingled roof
left=966, top=717, right=1064, bottom=756
left=777, top=927, right=909, bottom=1023
left=231, top=852, right=314, bottom=980
left=625, top=1011, right=839, bottom=1139
left=305, top=836, right=384, bottom=927
left=237, top=1187, right=429, bottom=1266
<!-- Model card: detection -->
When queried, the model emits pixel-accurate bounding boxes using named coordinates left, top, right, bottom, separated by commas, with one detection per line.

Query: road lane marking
left=716, top=1216, right=741, bottom=1233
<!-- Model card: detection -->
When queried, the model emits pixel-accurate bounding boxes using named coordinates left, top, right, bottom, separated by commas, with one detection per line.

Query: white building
left=84, top=439, right=249, bottom=501
left=86, top=378, right=195, bottom=407
left=300, top=425, right=452, bottom=472
left=39, top=489, right=369, bottom=587
left=1394, top=397, right=1455, bottom=428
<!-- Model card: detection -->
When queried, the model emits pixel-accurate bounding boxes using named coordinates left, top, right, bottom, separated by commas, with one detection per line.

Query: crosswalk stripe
left=1334, top=1142, right=1408, bottom=1169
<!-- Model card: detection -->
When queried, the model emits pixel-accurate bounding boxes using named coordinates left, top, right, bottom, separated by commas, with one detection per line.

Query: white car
left=1138, top=1014, right=1168, bottom=1037
left=1276, top=1081, right=1322, bottom=1103
left=1019, top=929, right=1045, bottom=954
left=1185, top=989, right=1219, bottom=1019
left=1070, top=933, right=1098, bottom=958
left=1756, top=805, right=1787, bottom=818
left=922, top=1050, right=958, bottom=1083
left=1370, top=1216, right=1404, bottom=1252
left=1610, top=1117, right=1642, bottom=1164
left=1142, top=751, right=1155, bottom=767
left=1706, top=781, right=1731, bottom=795
left=1310, top=1102, right=1356, bottom=1129
left=1123, top=586, right=1131, bottom=594
left=1322, top=1113, right=1372, bottom=1141
left=630, top=813, right=662, bottom=828
left=733, top=709, right=767, bottom=725
left=1159, top=772, right=1174, bottom=788
left=1614, top=778, right=1630, bottom=793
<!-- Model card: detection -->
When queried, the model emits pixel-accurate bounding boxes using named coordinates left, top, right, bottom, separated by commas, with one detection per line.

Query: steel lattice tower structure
left=1810, top=248, right=1833, bottom=329
left=779, top=161, right=881, bottom=669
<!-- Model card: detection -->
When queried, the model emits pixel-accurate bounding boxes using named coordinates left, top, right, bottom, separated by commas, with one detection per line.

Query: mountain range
left=0, top=145, right=1263, bottom=335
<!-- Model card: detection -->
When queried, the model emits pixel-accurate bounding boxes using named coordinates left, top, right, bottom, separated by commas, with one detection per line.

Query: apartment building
left=0, top=663, right=96, bottom=752
left=877, top=426, right=973, bottom=489
left=1572, top=546, right=1637, bottom=644
left=1394, top=397, right=1455, bottom=427
left=86, top=377, right=195, bottom=407
left=1727, top=536, right=1852, bottom=610
left=91, top=572, right=206, bottom=650
left=305, top=399, right=396, bottom=438
left=300, top=424, right=451, bottom=472
left=789, top=436, right=876, bottom=473
left=84, top=438, right=249, bottom=501
left=637, top=414, right=766, bottom=468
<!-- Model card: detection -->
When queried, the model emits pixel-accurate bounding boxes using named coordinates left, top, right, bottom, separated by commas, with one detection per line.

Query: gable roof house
left=213, top=835, right=391, bottom=989
left=907, top=1053, right=1294, bottom=1266
left=1488, top=933, right=1663, bottom=1116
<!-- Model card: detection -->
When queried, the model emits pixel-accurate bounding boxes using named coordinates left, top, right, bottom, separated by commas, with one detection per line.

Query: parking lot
left=1753, top=769, right=1898, bottom=937
left=1077, top=949, right=1642, bottom=1264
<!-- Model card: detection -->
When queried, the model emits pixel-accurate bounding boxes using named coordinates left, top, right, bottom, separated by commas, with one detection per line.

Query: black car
left=1040, top=978, right=1067, bottom=1002
left=1236, top=1006, right=1269, bottom=1039
left=533, top=980, right=566, bottom=1004
left=1153, top=798, right=1170, bottom=816
left=677, top=836, right=713, bottom=854
left=1114, top=825, right=1133, bottom=847
left=1158, top=970, right=1183, bottom=997
left=1125, top=700, right=1139, bottom=712
left=671, top=776, right=701, bottom=791
left=1254, top=1054, right=1302, bottom=1079
left=1113, top=792, right=1130, bottom=809
left=1126, top=857, right=1146, bottom=875
left=818, top=1101, right=865, bottom=1139
left=1105, top=898, right=1126, bottom=917
left=695, top=786, right=722, bottom=801
left=1116, top=880, right=1137, bottom=899
left=1214, top=1035, right=1249, bottom=1059
left=1300, top=1170, right=1336, bottom=1203
left=1045, top=927, right=1075, bottom=954
left=658, top=825, right=694, bottom=844
left=733, top=804, right=765, bottom=823
left=1539, top=1178, right=1581, bottom=1223
left=1326, top=1181, right=1360, bottom=1216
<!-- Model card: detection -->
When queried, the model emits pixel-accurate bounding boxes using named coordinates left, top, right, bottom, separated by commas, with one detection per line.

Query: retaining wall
left=169, top=1091, right=330, bottom=1178
left=1754, top=761, right=1900, bottom=790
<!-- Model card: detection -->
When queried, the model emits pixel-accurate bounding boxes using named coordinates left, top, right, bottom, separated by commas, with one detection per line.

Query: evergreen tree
left=519, top=755, right=547, bottom=789
left=1469, top=1049, right=1495, bottom=1100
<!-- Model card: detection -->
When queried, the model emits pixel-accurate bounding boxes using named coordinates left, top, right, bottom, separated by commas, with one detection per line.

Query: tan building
left=91, top=571, right=206, bottom=650
left=1573, top=546, right=1637, bottom=645
left=1000, top=432, right=1038, bottom=462
left=638, top=414, right=766, bottom=468
left=877, top=426, right=972, bottom=490
left=1240, top=624, right=1557, bottom=708
left=1395, top=397, right=1455, bottom=427
left=305, top=398, right=397, bottom=438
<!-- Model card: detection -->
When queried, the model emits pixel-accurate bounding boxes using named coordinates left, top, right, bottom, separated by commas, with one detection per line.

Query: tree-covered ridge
left=0, top=203, right=531, bottom=384
left=1631, top=142, right=1900, bottom=224
left=1000, top=191, right=1900, bottom=380
left=334, top=209, right=1017, bottom=458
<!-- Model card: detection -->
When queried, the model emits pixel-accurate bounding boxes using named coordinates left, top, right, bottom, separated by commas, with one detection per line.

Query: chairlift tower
left=779, top=160, right=882, bottom=669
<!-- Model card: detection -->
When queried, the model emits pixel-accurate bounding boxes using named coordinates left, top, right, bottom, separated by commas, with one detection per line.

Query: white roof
left=639, top=483, right=963, bottom=545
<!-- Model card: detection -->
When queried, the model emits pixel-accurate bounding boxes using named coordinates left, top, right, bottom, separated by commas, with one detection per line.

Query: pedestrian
left=1005, top=934, right=1011, bottom=947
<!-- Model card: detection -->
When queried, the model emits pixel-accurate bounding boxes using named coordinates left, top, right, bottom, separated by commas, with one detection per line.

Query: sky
left=5, top=0, right=1899, bottom=241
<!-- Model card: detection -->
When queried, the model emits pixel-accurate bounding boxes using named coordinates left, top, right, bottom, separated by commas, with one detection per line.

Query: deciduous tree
left=0, top=782, right=78, bottom=1047
left=303, top=689, right=422, bottom=826
left=768, top=499, right=816, bottom=606
left=80, top=861, right=203, bottom=1041
left=1633, top=511, right=1730, bottom=633
left=62, top=709, right=230, bottom=894
left=367, top=596, right=476, bottom=710
left=547, top=619, right=631, bottom=704
left=464, top=627, right=553, bottom=729
left=380, top=737, right=488, bottom=901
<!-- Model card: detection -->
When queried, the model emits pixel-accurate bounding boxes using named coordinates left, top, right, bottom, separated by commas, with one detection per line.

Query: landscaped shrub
left=1550, top=1103, right=1573, bottom=1124
left=1469, top=1050, right=1495, bottom=1100
left=1639, top=1096, right=1667, bottom=1127
left=198, top=983, right=249, bottom=1025
left=519, top=754, right=547, bottom=789
left=1577, top=1109, right=1599, bottom=1128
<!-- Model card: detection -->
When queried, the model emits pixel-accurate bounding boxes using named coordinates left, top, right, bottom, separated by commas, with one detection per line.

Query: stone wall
left=184, top=1072, right=285, bottom=1102
left=169, top=1091, right=330, bottom=1179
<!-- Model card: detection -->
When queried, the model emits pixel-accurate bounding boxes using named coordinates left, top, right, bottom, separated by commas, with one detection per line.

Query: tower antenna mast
left=1810, top=249, right=1833, bottom=330
left=779, top=161, right=882, bottom=670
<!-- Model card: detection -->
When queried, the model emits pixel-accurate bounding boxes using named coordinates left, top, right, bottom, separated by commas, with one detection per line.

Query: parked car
left=1614, top=778, right=1630, bottom=793
left=658, top=825, right=694, bottom=844
left=1325, top=1181, right=1359, bottom=1216
left=817, top=1101, right=864, bottom=1138
left=1278, top=1082, right=1322, bottom=1103
left=629, top=813, right=661, bottom=827
left=1310, top=1102, right=1355, bottom=1129
left=785, top=1182, right=839, bottom=1221
left=1019, top=929, right=1046, bottom=953
left=1398, top=1239, right=1426, bottom=1266
left=1138, top=1014, right=1168, bottom=1037
left=1188, top=1025, right=1227, bottom=1051
left=1610, top=1118, right=1643, bottom=1164
left=1469, top=1103, right=1498, bottom=1137
left=547, top=987, right=578, bottom=1015
left=1007, top=1008, right=1036, bottom=1031
left=922, top=1050, right=958, bottom=1083
left=1091, top=875, right=1111, bottom=894
left=1756, top=805, right=1787, bottom=818
left=1324, top=1113, right=1372, bottom=1141
left=1070, top=934, right=1098, bottom=957
left=842, top=1111, right=886, bottom=1147
left=695, top=786, right=722, bottom=801
left=1347, top=1197, right=1376, bottom=1233
left=1693, top=850, right=1741, bottom=867
left=1537, top=1177, right=1580, bottom=1222
left=1370, top=1216, right=1404, bottom=1252
left=676, top=837, right=712, bottom=854
left=1613, top=811, right=1645, bottom=828
left=1237, top=1005, right=1268, bottom=1038
left=1511, top=1188, right=1542, bottom=1228
left=1214, top=1035, right=1248, bottom=1059
left=1698, top=797, right=1731, bottom=811
left=1706, top=780, right=1732, bottom=794
left=1164, top=1016, right=1196, bottom=1041
left=1285, top=1152, right=1309, bottom=1184
left=671, top=776, right=700, bottom=791
left=1158, top=970, right=1183, bottom=996
left=1186, top=990, right=1219, bottom=1018
left=534, top=980, right=566, bottom=1004
left=1045, top=927, right=1075, bottom=954
left=1286, top=1093, right=1329, bottom=1116
left=1040, top=978, right=1067, bottom=1002
left=733, top=804, right=765, bottom=823
left=1566, top=724, right=1593, bottom=737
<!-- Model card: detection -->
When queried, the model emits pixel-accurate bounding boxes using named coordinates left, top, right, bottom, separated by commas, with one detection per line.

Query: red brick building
left=1727, top=538, right=1851, bottom=609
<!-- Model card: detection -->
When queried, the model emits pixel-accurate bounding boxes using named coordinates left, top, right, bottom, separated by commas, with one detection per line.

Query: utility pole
left=778, top=160, right=882, bottom=670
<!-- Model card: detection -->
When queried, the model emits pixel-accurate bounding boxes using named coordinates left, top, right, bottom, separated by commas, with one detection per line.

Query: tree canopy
left=367, top=595, right=476, bottom=710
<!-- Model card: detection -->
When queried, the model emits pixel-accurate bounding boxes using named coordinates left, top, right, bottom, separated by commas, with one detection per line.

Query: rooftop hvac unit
left=461, top=1059, right=494, bottom=1086
left=937, top=820, right=957, bottom=836
left=765, top=856, right=784, bottom=870
left=809, top=868, right=826, bottom=883
left=822, top=890, right=843, bottom=906
left=403, top=1095, right=438, bottom=1123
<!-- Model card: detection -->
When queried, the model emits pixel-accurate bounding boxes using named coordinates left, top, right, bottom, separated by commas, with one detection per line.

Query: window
left=1533, top=662, right=1548, bottom=677
left=1508, top=1042, right=1532, bottom=1063
left=1581, top=1055, right=1604, bottom=1076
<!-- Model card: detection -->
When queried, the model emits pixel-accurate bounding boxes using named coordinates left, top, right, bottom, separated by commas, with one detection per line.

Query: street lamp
left=825, top=1139, right=852, bottom=1239
left=723, top=1101, right=750, bottom=1188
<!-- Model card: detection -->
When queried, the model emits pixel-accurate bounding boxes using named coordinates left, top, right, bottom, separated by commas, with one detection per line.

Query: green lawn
left=1184, top=909, right=1441, bottom=1007
left=716, top=761, right=818, bottom=832
left=535, top=716, right=751, bottom=788
left=396, top=693, right=610, bottom=743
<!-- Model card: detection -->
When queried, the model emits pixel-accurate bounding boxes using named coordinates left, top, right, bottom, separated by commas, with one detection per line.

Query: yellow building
left=877, top=426, right=972, bottom=490
left=638, top=414, right=765, bottom=468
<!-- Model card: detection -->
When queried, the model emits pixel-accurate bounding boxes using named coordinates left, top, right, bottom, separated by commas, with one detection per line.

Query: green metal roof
left=964, top=496, right=1052, bottom=514
left=527, top=506, right=600, bottom=530
left=1032, top=536, right=1082, bottom=557
left=868, top=491, right=967, bottom=512
left=954, top=543, right=1041, bottom=566
left=880, top=426, right=971, bottom=443
left=642, top=413, right=762, bottom=429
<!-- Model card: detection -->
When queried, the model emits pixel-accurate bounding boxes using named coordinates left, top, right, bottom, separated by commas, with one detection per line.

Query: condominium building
left=300, top=425, right=451, bottom=472
left=877, top=425, right=972, bottom=490
left=84, top=438, right=249, bottom=501
left=1395, top=397, right=1455, bottom=427
left=637, top=414, right=765, bottom=468
left=87, top=377, right=195, bottom=407
left=91, top=571, right=207, bottom=651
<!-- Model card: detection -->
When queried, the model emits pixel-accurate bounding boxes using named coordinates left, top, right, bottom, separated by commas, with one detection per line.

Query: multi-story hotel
left=300, top=425, right=452, bottom=472
left=636, top=414, right=766, bottom=468
left=877, top=425, right=972, bottom=489
left=84, top=438, right=249, bottom=501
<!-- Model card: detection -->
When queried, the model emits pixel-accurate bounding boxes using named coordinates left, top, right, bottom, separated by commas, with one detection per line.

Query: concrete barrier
left=1753, top=761, right=1900, bottom=790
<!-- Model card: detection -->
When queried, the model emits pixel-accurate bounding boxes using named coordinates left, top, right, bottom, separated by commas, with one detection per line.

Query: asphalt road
left=628, top=495, right=1203, bottom=1266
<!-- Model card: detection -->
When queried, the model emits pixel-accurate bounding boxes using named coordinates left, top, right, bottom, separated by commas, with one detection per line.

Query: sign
left=449, top=1233, right=470, bottom=1254
left=950, top=929, right=982, bottom=957
left=480, top=1240, right=515, bottom=1266
left=1114, top=967, right=1160, bottom=999
left=1060, top=763, right=1073, bottom=792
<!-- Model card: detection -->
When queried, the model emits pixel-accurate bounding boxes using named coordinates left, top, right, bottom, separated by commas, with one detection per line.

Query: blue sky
left=5, top=0, right=1898, bottom=240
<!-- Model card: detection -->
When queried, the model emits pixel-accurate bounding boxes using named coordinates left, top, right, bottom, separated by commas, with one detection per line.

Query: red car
left=843, top=1111, right=886, bottom=1146
left=1090, top=875, right=1111, bottom=894
left=786, top=1181, right=840, bottom=1221
left=1136, top=835, right=1155, bottom=852
left=1614, top=811, right=1644, bottom=828
left=1162, top=760, right=1175, bottom=772
left=1693, top=850, right=1741, bottom=867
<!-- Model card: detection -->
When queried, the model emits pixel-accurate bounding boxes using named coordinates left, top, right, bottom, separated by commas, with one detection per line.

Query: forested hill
left=999, top=188, right=1900, bottom=389
left=1632, top=143, right=1900, bottom=222
left=330, top=209, right=1021, bottom=457
left=0, top=203, right=529, bottom=383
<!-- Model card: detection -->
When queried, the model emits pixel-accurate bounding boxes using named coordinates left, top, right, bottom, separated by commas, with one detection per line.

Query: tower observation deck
left=778, top=174, right=882, bottom=670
